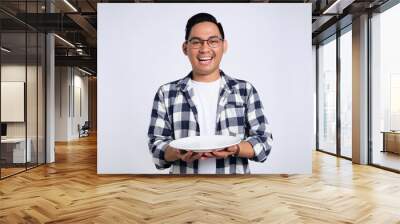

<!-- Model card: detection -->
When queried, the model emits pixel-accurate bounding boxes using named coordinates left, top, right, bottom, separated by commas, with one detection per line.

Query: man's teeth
left=199, top=57, right=212, bottom=61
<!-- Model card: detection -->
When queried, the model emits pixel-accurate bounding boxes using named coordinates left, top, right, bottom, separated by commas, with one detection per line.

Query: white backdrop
left=98, top=3, right=314, bottom=174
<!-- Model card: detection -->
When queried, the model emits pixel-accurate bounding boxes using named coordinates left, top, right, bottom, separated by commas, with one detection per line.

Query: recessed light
left=78, top=67, right=92, bottom=76
left=54, top=34, right=75, bottom=48
left=63, top=0, right=78, bottom=12
left=1, top=47, right=11, bottom=53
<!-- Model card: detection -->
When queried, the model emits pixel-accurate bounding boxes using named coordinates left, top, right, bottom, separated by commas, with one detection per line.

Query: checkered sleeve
left=245, top=84, right=273, bottom=162
left=147, top=87, right=173, bottom=169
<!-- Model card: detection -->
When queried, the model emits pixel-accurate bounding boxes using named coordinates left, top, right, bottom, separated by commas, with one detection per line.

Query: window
left=339, top=28, right=352, bottom=158
left=318, top=36, right=337, bottom=154
left=371, top=2, right=400, bottom=171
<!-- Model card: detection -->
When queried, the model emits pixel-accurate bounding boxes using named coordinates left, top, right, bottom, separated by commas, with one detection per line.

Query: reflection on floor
left=341, top=147, right=352, bottom=158
left=0, top=163, right=41, bottom=179
left=373, top=150, right=400, bottom=171
left=0, top=167, right=25, bottom=177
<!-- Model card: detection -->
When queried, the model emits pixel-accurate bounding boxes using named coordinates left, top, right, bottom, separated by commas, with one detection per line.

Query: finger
left=175, top=149, right=185, bottom=159
left=174, top=149, right=182, bottom=159
left=200, top=155, right=208, bottom=160
left=190, top=152, right=200, bottom=159
left=200, top=152, right=213, bottom=160
left=185, top=152, right=200, bottom=163
left=203, top=152, right=214, bottom=157
left=195, top=152, right=203, bottom=158
left=227, top=145, right=239, bottom=156
left=188, top=152, right=202, bottom=163
left=226, top=145, right=237, bottom=153
left=181, top=151, right=193, bottom=162
left=214, top=147, right=227, bottom=152
left=211, top=151, right=227, bottom=159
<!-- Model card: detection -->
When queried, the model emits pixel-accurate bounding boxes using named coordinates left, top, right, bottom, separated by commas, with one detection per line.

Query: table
left=1, top=138, right=32, bottom=163
left=381, top=131, right=400, bottom=154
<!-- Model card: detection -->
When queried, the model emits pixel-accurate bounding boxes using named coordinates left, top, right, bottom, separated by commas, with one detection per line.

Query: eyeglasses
left=186, top=36, right=223, bottom=49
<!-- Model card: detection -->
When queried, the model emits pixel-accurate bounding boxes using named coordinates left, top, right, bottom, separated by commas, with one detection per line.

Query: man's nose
left=199, top=40, right=211, bottom=51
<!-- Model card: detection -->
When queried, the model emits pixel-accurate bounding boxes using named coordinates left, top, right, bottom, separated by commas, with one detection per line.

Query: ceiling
left=0, top=0, right=392, bottom=75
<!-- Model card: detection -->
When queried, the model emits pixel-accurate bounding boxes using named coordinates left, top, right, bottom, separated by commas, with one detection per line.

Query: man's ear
left=223, top=40, right=228, bottom=54
left=182, top=42, right=188, bottom=55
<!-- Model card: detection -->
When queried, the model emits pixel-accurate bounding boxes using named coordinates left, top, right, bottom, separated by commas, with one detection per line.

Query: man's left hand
left=201, top=144, right=239, bottom=159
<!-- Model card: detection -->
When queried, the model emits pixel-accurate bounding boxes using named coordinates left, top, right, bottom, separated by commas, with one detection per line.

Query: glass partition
left=371, top=3, right=400, bottom=171
left=0, top=1, right=46, bottom=179
left=27, top=31, right=38, bottom=169
left=38, top=32, right=45, bottom=165
left=0, top=31, right=28, bottom=177
left=339, top=28, right=352, bottom=158
left=317, top=36, right=337, bottom=155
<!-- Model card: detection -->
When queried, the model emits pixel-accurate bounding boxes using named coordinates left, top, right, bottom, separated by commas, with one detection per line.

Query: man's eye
left=209, top=40, right=219, bottom=44
left=191, top=41, right=201, bottom=45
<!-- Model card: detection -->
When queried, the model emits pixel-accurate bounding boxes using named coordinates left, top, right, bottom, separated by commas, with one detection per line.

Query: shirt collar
left=176, top=70, right=238, bottom=93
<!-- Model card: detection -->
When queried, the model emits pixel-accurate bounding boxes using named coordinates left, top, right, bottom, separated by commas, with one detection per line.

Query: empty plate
left=169, top=135, right=241, bottom=152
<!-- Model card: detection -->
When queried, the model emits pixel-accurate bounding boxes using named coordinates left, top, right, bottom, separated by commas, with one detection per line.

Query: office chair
left=79, top=121, right=90, bottom=138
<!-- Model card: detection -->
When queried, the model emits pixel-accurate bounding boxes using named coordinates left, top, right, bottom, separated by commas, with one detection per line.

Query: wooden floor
left=1, top=163, right=45, bottom=178
left=1, top=135, right=400, bottom=223
left=0, top=167, right=26, bottom=178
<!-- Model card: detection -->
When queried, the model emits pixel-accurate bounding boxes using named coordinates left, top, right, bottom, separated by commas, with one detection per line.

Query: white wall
left=1, top=65, right=39, bottom=138
left=313, top=45, right=317, bottom=140
left=55, top=67, right=89, bottom=141
left=72, top=72, right=89, bottom=138
left=1, top=64, right=25, bottom=124
left=55, top=67, right=69, bottom=141
left=1, top=64, right=46, bottom=163
left=98, top=3, right=313, bottom=174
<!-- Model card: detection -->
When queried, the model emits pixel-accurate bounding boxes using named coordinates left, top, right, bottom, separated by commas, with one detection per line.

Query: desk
left=1, top=138, right=31, bottom=163
left=382, top=131, right=400, bottom=154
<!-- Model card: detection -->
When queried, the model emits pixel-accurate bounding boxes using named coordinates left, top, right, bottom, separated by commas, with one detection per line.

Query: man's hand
left=202, top=144, right=239, bottom=159
left=165, top=146, right=203, bottom=163
left=178, top=150, right=203, bottom=163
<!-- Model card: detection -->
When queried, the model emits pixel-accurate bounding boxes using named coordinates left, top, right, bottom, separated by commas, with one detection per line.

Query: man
left=148, top=13, right=272, bottom=174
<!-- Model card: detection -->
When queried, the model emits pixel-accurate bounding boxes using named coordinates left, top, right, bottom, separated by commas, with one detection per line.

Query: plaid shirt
left=147, top=71, right=272, bottom=174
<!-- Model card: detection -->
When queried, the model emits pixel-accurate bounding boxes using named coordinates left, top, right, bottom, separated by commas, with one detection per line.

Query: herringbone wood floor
left=1, top=134, right=400, bottom=224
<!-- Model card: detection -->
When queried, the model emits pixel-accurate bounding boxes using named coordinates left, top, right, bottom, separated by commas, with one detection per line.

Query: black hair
left=185, top=13, right=225, bottom=40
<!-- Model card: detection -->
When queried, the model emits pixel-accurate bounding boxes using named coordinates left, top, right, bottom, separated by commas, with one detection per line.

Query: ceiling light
left=63, top=0, right=78, bottom=12
left=322, top=0, right=355, bottom=14
left=54, top=34, right=75, bottom=48
left=1, top=47, right=11, bottom=53
left=78, top=67, right=92, bottom=76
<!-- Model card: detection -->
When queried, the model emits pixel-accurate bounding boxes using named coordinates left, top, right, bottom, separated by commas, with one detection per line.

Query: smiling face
left=183, top=22, right=227, bottom=80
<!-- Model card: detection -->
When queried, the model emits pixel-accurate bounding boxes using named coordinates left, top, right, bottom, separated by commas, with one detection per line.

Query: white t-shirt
left=190, top=78, right=221, bottom=174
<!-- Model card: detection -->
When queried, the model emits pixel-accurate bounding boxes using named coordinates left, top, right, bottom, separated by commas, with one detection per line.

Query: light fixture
left=76, top=48, right=85, bottom=55
left=54, top=34, right=75, bottom=48
left=322, top=0, right=355, bottom=15
left=78, top=67, right=93, bottom=76
left=1, top=47, right=11, bottom=53
left=63, top=0, right=78, bottom=12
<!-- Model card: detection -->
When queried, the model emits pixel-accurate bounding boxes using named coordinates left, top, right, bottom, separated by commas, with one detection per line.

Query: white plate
left=169, top=135, right=241, bottom=152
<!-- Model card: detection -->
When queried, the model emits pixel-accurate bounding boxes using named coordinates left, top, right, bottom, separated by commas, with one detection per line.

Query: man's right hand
left=165, top=146, right=203, bottom=163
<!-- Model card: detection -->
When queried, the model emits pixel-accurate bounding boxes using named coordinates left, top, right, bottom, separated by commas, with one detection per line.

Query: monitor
left=1, top=123, right=7, bottom=137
